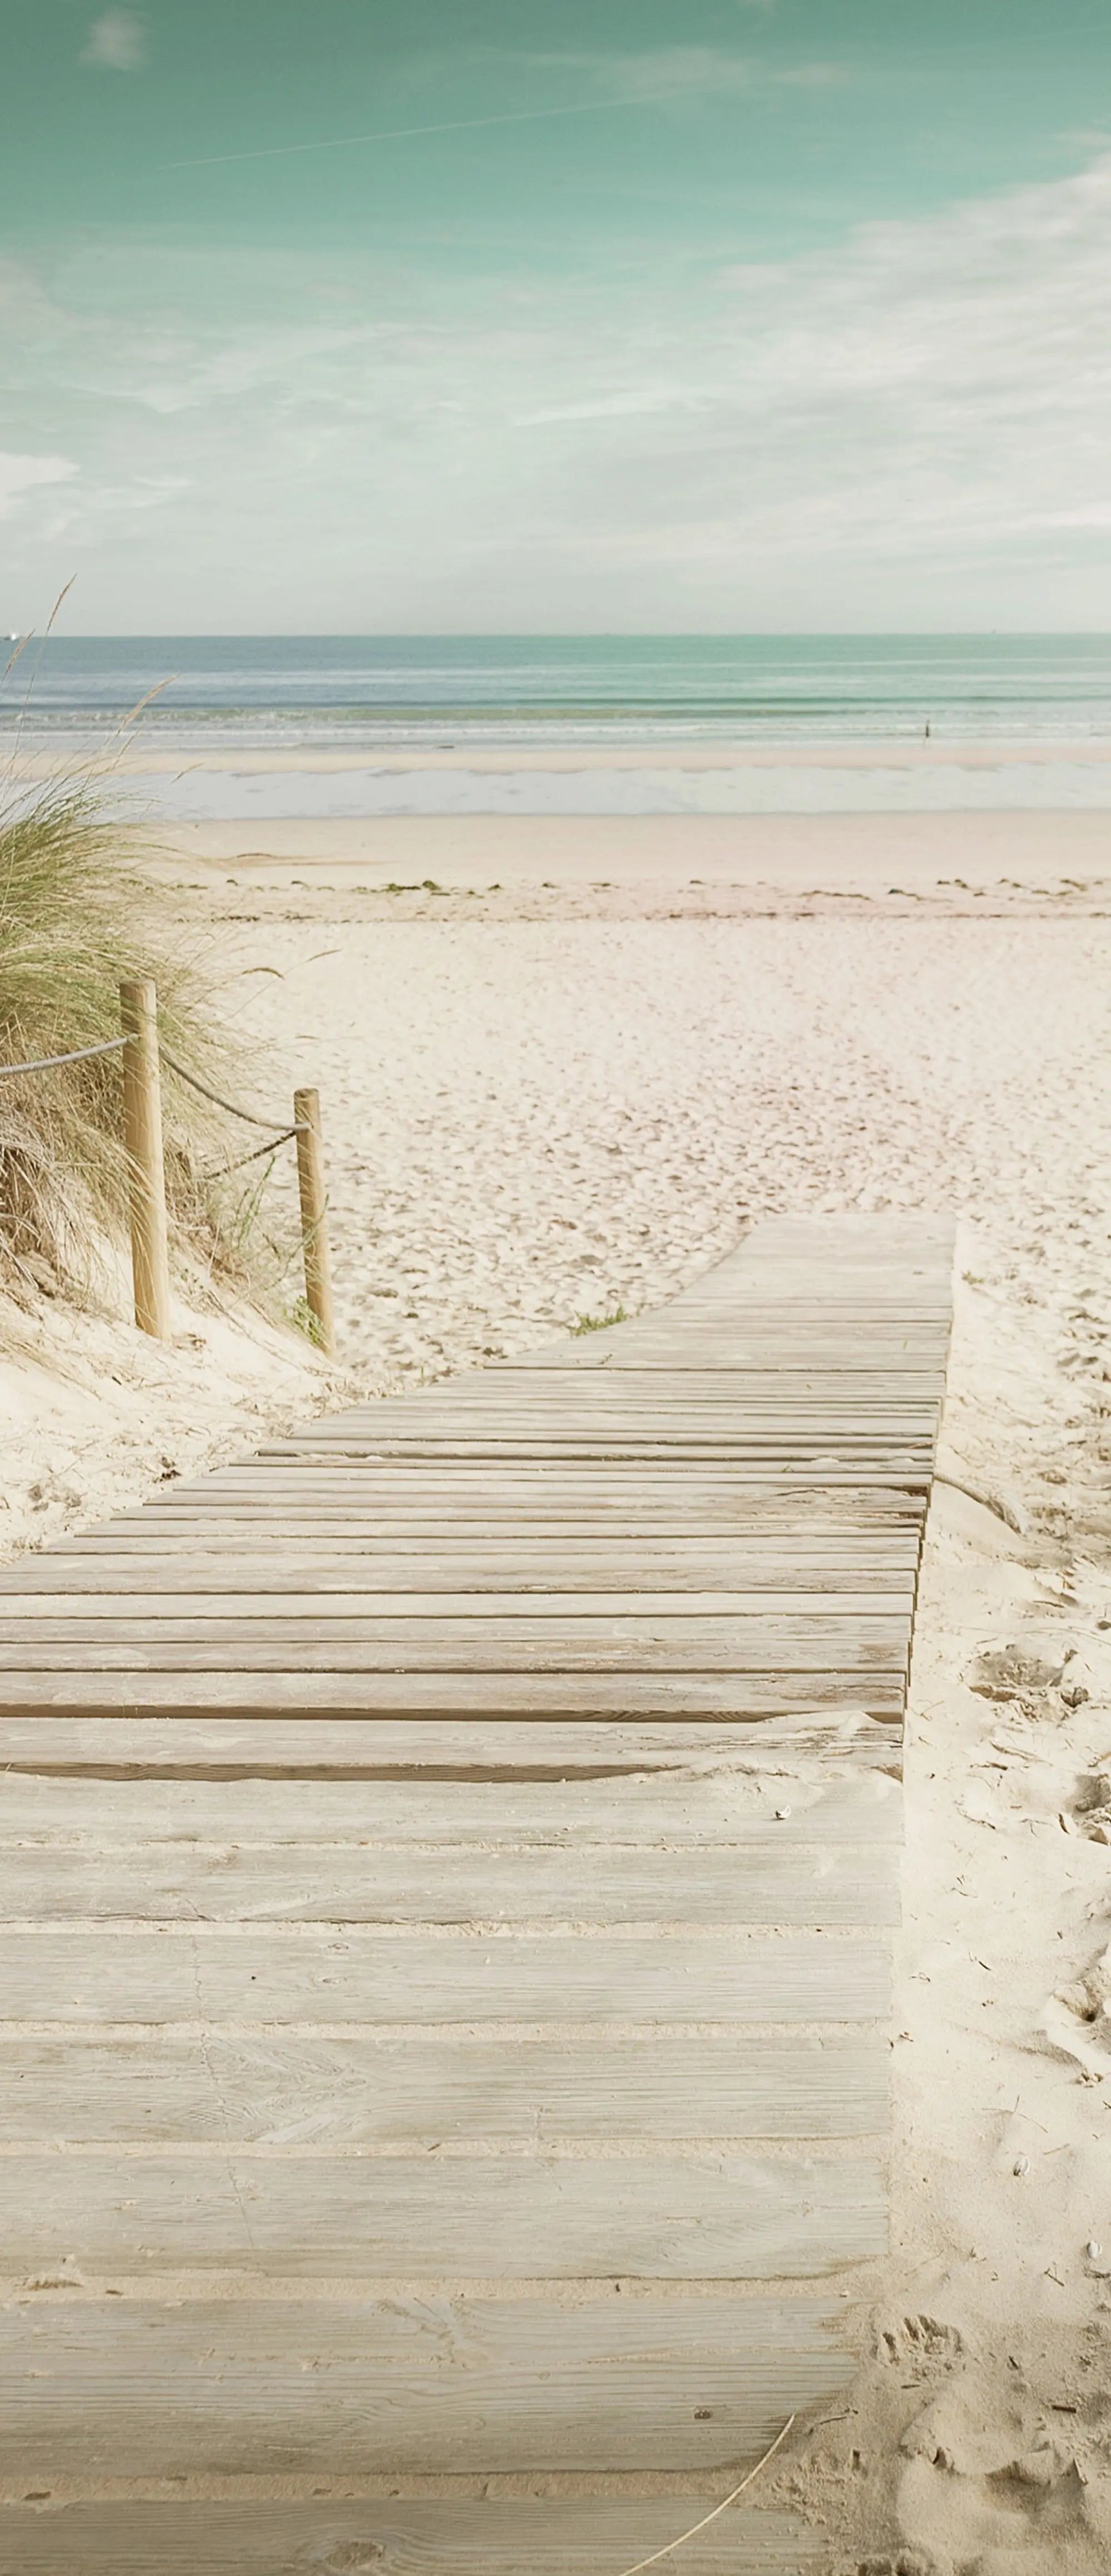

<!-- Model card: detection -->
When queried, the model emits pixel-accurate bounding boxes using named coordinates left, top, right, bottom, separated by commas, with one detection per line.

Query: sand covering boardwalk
left=0, top=1215, right=952, bottom=2574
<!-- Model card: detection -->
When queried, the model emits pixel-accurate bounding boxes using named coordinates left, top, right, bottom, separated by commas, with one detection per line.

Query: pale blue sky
left=3, top=2, right=1111, bottom=629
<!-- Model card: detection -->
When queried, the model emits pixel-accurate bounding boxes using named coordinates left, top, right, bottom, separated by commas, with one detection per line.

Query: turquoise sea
left=6, top=634, right=1111, bottom=747
left=6, top=635, right=1111, bottom=816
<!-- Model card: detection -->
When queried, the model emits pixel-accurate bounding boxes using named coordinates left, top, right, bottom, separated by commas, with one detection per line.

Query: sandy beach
left=4, top=776, right=1111, bottom=2565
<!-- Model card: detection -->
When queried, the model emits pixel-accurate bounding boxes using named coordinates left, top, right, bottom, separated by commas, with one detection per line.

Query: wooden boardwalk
left=0, top=1215, right=953, bottom=2574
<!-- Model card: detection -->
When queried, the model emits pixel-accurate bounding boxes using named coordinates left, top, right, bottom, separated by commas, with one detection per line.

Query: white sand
left=4, top=800, right=1111, bottom=2565
left=150, top=805, right=1111, bottom=906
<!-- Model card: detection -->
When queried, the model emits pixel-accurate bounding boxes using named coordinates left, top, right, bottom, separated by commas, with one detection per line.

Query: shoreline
left=12, top=734, right=1111, bottom=775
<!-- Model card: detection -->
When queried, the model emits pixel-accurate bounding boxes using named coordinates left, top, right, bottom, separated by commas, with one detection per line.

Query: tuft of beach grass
left=0, top=765, right=288, bottom=1317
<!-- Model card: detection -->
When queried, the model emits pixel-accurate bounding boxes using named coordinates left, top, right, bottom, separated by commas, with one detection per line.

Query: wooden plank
left=261, top=1399, right=940, bottom=1420
left=46, top=1515, right=923, bottom=1542
left=242, top=1381, right=940, bottom=1400
left=0, top=1671, right=908, bottom=1715
left=0, top=1611, right=910, bottom=1672
left=0, top=1763, right=903, bottom=1842
left=0, top=1591, right=915, bottom=1620
left=57, top=1496, right=927, bottom=1530
left=164, top=1452, right=934, bottom=1477
left=121, top=1484, right=930, bottom=1511
left=294, top=1380, right=938, bottom=1401
left=32, top=1525, right=923, bottom=1545
left=311, top=1364, right=944, bottom=1389
left=147, top=1445, right=936, bottom=1470
left=210, top=1457, right=934, bottom=1477
left=0, top=2500, right=825, bottom=2575
left=0, top=1712, right=906, bottom=1780
left=0, top=2148, right=886, bottom=2276
left=99, top=1495, right=929, bottom=1519
left=253, top=1422, right=939, bottom=1446
left=192, top=1416, right=939, bottom=1441
left=508, top=1349, right=946, bottom=1365
left=223, top=1465, right=933, bottom=1485
left=0, top=1928, right=891, bottom=2024
left=0, top=2030, right=888, bottom=2141
left=53, top=1504, right=918, bottom=1523
left=0, top=1552, right=919, bottom=1595
left=202, top=1394, right=942, bottom=1414
left=284, top=1381, right=943, bottom=1401
left=0, top=1836, right=899, bottom=1926
left=0, top=2293, right=851, bottom=2475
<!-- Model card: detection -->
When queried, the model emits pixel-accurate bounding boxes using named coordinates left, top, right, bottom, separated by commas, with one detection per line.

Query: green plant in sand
left=571, top=1305, right=628, bottom=1335
left=287, top=1289, right=328, bottom=1348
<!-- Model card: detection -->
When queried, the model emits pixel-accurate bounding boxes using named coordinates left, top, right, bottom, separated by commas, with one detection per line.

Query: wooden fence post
left=119, top=979, right=171, bottom=1341
left=294, top=1085, right=334, bottom=1355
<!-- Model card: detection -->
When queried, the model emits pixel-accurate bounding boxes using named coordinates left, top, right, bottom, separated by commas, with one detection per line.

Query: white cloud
left=529, top=47, right=755, bottom=102
left=600, top=47, right=755, bottom=101
left=6, top=151, right=1111, bottom=623
left=516, top=46, right=842, bottom=104
left=776, top=63, right=845, bottom=89
left=81, top=11, right=146, bottom=72
left=0, top=453, right=78, bottom=519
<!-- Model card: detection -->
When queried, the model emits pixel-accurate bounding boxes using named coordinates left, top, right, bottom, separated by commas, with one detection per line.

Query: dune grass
left=0, top=768, right=273, bottom=1310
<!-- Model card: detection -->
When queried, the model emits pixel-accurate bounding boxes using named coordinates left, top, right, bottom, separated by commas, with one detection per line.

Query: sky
left=3, top=0, right=1111, bottom=632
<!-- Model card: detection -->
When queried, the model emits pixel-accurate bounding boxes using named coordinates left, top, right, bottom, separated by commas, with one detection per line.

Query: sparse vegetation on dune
left=0, top=768, right=279, bottom=1314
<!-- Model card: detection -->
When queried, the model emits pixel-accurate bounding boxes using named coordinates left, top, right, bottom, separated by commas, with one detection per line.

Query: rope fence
left=158, top=1044, right=312, bottom=1177
left=0, top=1034, right=128, bottom=1078
left=202, top=1125, right=302, bottom=1180
left=159, top=1044, right=308, bottom=1136
left=0, top=979, right=334, bottom=1355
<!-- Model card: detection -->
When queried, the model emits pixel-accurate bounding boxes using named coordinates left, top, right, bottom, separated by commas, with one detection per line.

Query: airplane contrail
left=167, top=83, right=715, bottom=171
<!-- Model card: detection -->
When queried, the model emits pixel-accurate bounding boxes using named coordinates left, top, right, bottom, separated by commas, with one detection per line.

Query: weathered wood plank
left=277, top=1384, right=943, bottom=1404
left=266, top=1405, right=939, bottom=1424
left=0, top=1590, right=914, bottom=1620
left=259, top=1409, right=939, bottom=1432
left=52, top=1505, right=913, bottom=1525
left=0, top=1928, right=891, bottom=2024
left=249, top=1464, right=920, bottom=1484
left=0, top=2500, right=824, bottom=2574
left=54, top=1497, right=927, bottom=1534
left=0, top=1611, right=909, bottom=1673
left=0, top=1671, right=908, bottom=1715
left=111, top=1492, right=929, bottom=1521
left=256, top=1359, right=948, bottom=1380
left=199, top=1465, right=930, bottom=1486
left=0, top=2030, right=888, bottom=2141
left=0, top=2149, right=886, bottom=2276
left=0, top=1713, right=905, bottom=1780
left=34, top=1515, right=923, bottom=1535
left=0, top=2294, right=850, bottom=2475
left=0, top=1837, right=898, bottom=1925
left=66, top=1507, right=926, bottom=1535
left=0, top=1762, right=902, bottom=1841
left=0, top=1554, right=919, bottom=1595
left=253, top=1426, right=938, bottom=1451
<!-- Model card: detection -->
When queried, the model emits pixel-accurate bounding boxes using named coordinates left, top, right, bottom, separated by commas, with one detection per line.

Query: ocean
left=7, top=633, right=1111, bottom=746
left=5, top=634, right=1111, bottom=817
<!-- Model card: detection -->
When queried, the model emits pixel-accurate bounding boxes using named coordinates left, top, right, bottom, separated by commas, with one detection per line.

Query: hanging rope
left=159, top=1042, right=306, bottom=1134
left=0, top=1034, right=129, bottom=1079
left=201, top=1125, right=301, bottom=1180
